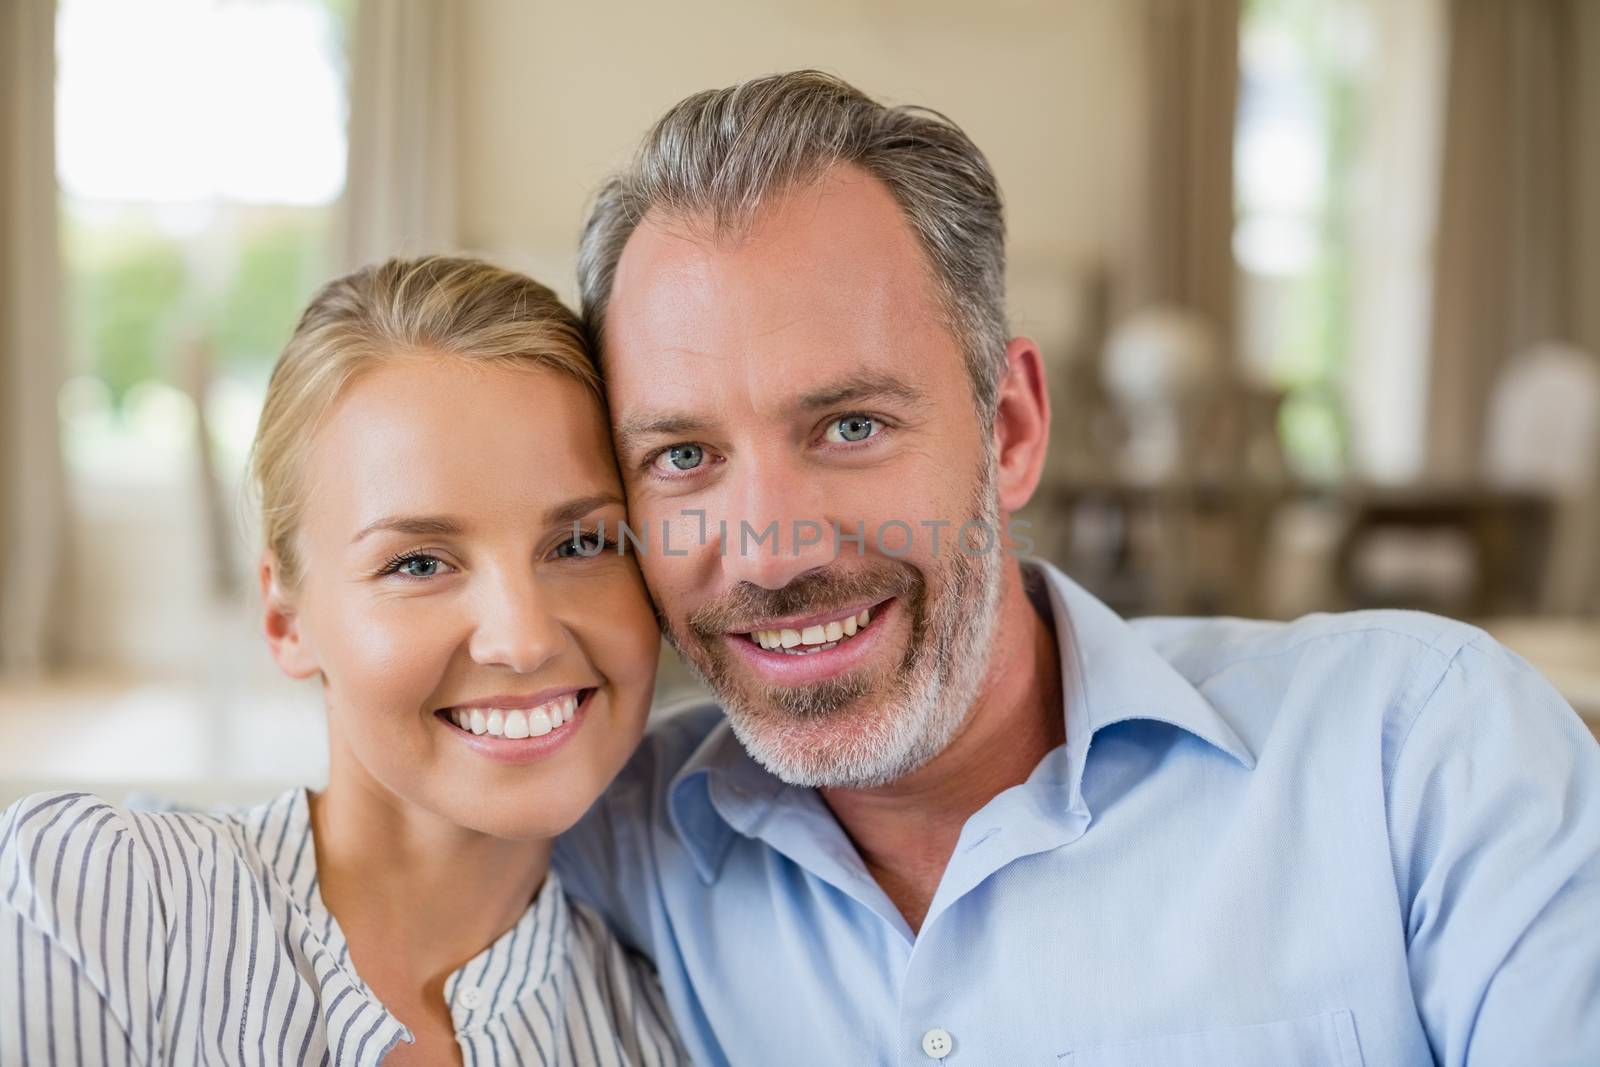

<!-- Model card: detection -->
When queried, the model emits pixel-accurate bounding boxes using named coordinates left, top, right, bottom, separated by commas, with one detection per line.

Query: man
left=554, top=71, right=1600, bottom=1065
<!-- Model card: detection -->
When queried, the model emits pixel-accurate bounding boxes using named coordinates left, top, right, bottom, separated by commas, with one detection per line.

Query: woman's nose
left=466, top=575, right=570, bottom=675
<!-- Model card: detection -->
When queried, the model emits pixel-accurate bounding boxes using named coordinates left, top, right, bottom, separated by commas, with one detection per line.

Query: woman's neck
left=308, top=748, right=551, bottom=990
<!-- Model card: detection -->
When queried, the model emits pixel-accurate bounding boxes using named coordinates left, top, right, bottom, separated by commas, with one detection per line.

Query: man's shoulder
left=1133, top=607, right=1485, bottom=681
left=610, top=698, right=728, bottom=799
left=1131, top=608, right=1497, bottom=750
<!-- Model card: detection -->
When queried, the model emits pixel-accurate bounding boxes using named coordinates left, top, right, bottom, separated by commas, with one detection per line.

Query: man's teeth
left=750, top=607, right=872, bottom=653
left=447, top=693, right=581, bottom=738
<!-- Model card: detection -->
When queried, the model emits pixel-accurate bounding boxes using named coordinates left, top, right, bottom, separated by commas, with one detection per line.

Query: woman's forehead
left=303, top=359, right=620, bottom=535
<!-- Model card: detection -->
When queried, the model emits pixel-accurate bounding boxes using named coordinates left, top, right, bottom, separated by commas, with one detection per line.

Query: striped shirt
left=0, top=789, right=688, bottom=1066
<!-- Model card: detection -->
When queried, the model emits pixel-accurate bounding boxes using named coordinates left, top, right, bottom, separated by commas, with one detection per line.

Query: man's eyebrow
left=613, top=414, right=713, bottom=456
left=544, top=492, right=626, bottom=528
left=612, top=373, right=928, bottom=456
left=796, top=373, right=929, bottom=411
left=350, top=515, right=462, bottom=544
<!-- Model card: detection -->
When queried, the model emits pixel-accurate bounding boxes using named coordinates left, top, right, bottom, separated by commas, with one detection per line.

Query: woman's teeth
left=447, top=693, right=580, bottom=738
left=749, top=607, right=872, bottom=654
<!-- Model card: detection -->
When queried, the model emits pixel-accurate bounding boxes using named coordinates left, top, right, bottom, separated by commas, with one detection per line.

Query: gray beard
left=665, top=466, right=1005, bottom=789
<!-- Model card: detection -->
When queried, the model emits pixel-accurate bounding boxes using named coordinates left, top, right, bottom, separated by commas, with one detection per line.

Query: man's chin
left=724, top=700, right=908, bottom=788
left=702, top=658, right=875, bottom=725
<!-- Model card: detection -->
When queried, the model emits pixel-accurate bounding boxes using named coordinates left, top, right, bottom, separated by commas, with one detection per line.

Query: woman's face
left=263, top=355, right=659, bottom=840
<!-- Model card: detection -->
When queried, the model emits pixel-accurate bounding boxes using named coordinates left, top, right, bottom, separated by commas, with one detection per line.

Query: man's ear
left=992, top=336, right=1052, bottom=514
left=259, top=551, right=319, bottom=680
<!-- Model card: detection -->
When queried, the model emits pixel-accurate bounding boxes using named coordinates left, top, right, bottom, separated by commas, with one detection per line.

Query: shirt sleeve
left=1, top=792, right=168, bottom=1065
left=1384, top=636, right=1600, bottom=1066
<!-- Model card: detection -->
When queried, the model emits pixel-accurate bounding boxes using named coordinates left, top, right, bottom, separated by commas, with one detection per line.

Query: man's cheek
left=638, top=554, right=696, bottom=624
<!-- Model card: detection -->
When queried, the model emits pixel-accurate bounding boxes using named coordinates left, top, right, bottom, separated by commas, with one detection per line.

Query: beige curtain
left=1124, top=0, right=1240, bottom=348
left=1345, top=0, right=1447, bottom=484
left=0, top=0, right=71, bottom=676
left=1425, top=0, right=1599, bottom=481
left=338, top=0, right=459, bottom=270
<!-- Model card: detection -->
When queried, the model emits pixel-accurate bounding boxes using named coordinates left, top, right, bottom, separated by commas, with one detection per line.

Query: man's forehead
left=594, top=166, right=970, bottom=455
left=603, top=169, right=944, bottom=351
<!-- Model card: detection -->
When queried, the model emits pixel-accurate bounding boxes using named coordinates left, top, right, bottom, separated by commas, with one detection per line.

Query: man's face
left=603, top=165, right=1003, bottom=788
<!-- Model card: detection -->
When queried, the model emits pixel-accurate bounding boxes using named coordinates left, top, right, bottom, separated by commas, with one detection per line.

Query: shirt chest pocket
left=1057, top=1009, right=1363, bottom=1067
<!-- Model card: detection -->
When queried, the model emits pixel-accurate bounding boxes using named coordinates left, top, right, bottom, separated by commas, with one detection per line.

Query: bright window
left=56, top=0, right=350, bottom=486
left=1234, top=0, right=1373, bottom=482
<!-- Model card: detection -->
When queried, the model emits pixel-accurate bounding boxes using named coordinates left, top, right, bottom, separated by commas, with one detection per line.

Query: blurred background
left=1, top=0, right=1596, bottom=806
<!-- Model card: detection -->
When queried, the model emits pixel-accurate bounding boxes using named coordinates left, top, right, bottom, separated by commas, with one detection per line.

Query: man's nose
left=716, top=459, right=841, bottom=590
left=467, top=572, right=570, bottom=674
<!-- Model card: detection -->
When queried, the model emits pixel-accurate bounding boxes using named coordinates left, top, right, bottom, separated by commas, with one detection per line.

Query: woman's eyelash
left=558, top=532, right=618, bottom=557
left=374, top=550, right=435, bottom=577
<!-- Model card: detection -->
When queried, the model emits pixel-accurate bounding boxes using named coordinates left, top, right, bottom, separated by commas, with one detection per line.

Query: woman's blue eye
left=655, top=444, right=704, bottom=473
left=556, top=531, right=610, bottom=558
left=397, top=556, right=441, bottom=578
left=827, top=415, right=876, bottom=444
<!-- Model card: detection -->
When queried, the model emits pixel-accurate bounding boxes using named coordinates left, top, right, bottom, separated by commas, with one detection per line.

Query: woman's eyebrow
left=349, top=496, right=625, bottom=543
left=544, top=492, right=626, bottom=528
left=350, top=515, right=461, bottom=544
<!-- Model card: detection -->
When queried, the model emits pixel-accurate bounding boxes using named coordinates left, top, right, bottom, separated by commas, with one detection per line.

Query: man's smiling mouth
left=743, top=604, right=878, bottom=655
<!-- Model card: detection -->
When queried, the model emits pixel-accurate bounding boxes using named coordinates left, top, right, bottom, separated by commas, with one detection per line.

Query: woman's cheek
left=568, top=575, right=659, bottom=710
left=327, top=596, right=457, bottom=722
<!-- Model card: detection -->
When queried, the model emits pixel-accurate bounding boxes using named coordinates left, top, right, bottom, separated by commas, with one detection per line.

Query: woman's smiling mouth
left=435, top=688, right=596, bottom=763
left=441, top=690, right=586, bottom=738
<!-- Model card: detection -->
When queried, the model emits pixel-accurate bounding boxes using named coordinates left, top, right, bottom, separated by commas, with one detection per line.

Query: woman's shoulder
left=2, top=790, right=142, bottom=883
left=1, top=788, right=298, bottom=938
left=1, top=791, right=159, bottom=947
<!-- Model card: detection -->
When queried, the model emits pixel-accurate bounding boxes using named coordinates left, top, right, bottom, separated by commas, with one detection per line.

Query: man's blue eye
left=660, top=444, right=704, bottom=472
left=827, top=416, right=876, bottom=443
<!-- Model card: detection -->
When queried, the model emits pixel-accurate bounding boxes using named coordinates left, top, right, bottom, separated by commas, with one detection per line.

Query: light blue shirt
left=554, top=560, right=1600, bottom=1066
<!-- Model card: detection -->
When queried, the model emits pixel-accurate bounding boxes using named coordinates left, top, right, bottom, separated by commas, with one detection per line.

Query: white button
left=456, top=984, right=482, bottom=1009
left=921, top=1027, right=953, bottom=1059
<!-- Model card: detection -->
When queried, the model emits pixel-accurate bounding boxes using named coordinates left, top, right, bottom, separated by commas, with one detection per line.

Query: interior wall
left=453, top=0, right=1147, bottom=364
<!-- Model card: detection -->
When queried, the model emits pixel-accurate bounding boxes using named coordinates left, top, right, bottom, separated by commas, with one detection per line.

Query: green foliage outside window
left=63, top=208, right=330, bottom=406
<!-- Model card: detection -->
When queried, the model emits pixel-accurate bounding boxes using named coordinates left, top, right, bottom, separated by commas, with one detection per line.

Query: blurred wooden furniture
left=1033, top=477, right=1557, bottom=621
left=1331, top=485, right=1556, bottom=617
left=1032, top=477, right=1290, bottom=618
left=1482, top=343, right=1600, bottom=616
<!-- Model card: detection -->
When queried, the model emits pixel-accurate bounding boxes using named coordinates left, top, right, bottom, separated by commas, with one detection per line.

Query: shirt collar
left=1035, top=560, right=1255, bottom=822
left=667, top=559, right=1255, bottom=882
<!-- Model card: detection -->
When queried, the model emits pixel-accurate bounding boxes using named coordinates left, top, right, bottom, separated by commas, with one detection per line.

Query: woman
left=0, top=257, right=688, bottom=1065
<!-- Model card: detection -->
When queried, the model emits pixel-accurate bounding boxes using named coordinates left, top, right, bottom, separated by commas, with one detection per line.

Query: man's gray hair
left=577, top=70, right=1010, bottom=420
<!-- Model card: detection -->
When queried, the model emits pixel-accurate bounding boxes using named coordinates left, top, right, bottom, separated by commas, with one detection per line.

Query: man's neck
left=820, top=562, right=1064, bottom=932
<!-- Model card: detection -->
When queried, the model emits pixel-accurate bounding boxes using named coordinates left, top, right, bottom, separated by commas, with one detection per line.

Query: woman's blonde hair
left=251, top=255, right=600, bottom=588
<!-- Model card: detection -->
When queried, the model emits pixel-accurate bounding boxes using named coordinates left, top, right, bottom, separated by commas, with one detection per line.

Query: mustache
left=687, top=563, right=921, bottom=636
